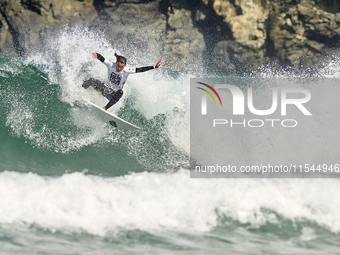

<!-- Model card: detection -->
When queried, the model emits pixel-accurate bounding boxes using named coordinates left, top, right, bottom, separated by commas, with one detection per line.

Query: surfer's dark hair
left=115, top=53, right=127, bottom=65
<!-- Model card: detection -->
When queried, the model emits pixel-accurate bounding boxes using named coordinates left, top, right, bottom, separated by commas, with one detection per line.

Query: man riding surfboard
left=82, top=52, right=162, bottom=110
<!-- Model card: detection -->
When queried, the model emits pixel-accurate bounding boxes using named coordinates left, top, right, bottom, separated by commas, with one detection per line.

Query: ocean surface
left=1, top=27, right=340, bottom=254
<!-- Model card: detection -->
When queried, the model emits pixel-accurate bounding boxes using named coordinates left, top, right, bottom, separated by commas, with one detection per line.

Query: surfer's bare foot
left=101, top=107, right=107, bottom=111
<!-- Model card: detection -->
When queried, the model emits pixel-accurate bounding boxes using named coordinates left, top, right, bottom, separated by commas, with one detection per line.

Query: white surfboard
left=80, top=102, right=140, bottom=131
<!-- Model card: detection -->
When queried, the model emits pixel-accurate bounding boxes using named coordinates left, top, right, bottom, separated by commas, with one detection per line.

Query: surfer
left=82, top=52, right=162, bottom=110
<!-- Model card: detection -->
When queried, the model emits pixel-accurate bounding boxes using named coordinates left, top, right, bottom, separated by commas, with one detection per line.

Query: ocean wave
left=1, top=170, right=340, bottom=237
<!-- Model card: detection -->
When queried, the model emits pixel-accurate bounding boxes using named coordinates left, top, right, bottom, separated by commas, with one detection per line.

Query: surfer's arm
left=135, top=66, right=154, bottom=73
left=133, top=60, right=163, bottom=73
left=92, top=52, right=113, bottom=68
left=92, top=52, right=105, bottom=62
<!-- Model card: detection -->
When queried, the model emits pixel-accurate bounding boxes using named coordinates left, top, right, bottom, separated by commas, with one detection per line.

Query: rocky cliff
left=0, top=0, right=339, bottom=74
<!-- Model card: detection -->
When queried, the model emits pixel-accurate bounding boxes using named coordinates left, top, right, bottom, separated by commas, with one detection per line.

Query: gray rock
left=0, top=0, right=339, bottom=74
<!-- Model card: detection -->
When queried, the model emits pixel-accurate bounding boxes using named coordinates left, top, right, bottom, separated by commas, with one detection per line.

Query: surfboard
left=79, top=101, right=140, bottom=131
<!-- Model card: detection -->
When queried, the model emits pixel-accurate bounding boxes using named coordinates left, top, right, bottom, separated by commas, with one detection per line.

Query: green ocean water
left=0, top=58, right=188, bottom=176
left=1, top=30, right=340, bottom=254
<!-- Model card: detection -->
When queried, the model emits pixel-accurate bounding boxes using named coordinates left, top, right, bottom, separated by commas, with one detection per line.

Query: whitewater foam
left=1, top=170, right=340, bottom=237
left=0, top=26, right=191, bottom=170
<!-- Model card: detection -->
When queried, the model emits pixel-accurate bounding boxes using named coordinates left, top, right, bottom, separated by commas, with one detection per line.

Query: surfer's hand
left=92, top=53, right=97, bottom=59
left=155, top=59, right=162, bottom=68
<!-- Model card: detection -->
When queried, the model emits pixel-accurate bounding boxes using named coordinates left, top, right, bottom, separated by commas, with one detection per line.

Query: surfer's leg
left=82, top=78, right=106, bottom=92
left=82, top=78, right=95, bottom=89
left=104, top=90, right=124, bottom=110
